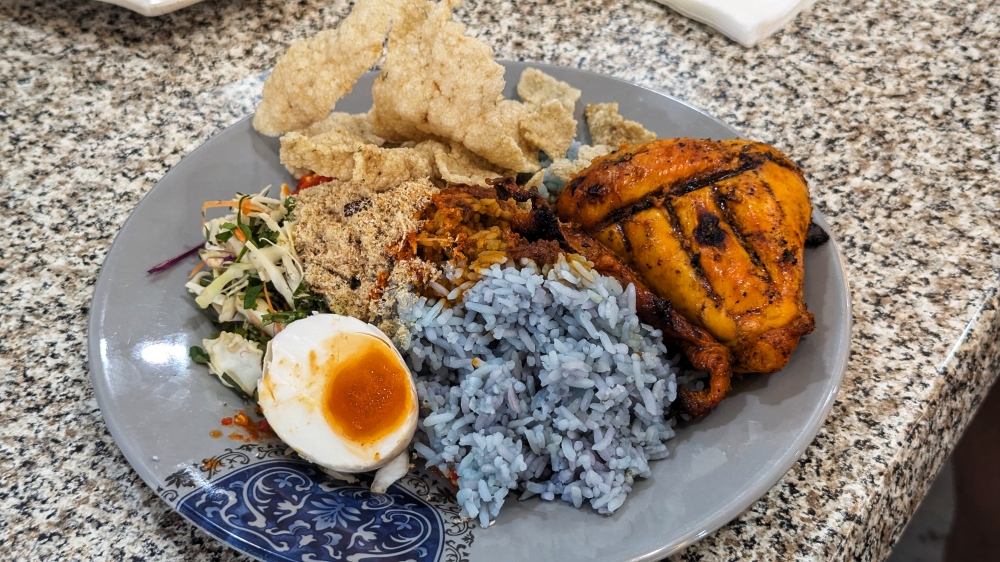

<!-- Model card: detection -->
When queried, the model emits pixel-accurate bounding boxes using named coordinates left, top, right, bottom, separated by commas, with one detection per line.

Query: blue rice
left=397, top=254, right=679, bottom=527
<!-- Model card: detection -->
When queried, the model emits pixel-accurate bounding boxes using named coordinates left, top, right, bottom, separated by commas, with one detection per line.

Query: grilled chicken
left=556, top=138, right=815, bottom=375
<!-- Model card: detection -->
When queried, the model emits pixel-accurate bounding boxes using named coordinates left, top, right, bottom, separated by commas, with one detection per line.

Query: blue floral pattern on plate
left=174, top=458, right=448, bottom=562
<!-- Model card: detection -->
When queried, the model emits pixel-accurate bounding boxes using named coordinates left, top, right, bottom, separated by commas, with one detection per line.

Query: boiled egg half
left=258, top=314, right=417, bottom=476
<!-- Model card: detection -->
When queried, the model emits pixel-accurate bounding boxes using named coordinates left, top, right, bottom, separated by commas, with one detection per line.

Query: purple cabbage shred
left=147, top=243, right=204, bottom=274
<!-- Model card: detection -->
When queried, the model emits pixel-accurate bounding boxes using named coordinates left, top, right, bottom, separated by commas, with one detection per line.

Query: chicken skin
left=556, top=138, right=815, bottom=375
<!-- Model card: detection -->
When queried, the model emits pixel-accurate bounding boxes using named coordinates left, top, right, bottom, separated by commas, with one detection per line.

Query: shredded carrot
left=261, top=282, right=276, bottom=313
left=202, top=200, right=235, bottom=226
left=281, top=184, right=290, bottom=197
left=188, top=261, right=206, bottom=279
left=233, top=228, right=247, bottom=243
left=202, top=200, right=236, bottom=213
left=261, top=283, right=283, bottom=332
left=202, top=200, right=268, bottom=216
left=240, top=200, right=268, bottom=215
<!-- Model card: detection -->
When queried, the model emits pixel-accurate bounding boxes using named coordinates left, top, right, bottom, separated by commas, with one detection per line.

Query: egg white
left=258, top=314, right=417, bottom=473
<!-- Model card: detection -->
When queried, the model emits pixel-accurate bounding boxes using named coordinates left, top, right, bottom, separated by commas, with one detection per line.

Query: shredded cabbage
left=195, top=263, right=252, bottom=308
left=244, top=241, right=295, bottom=305
left=188, top=187, right=309, bottom=324
left=187, top=186, right=326, bottom=397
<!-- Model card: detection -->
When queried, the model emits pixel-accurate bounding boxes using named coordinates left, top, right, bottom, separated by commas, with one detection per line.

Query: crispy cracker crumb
left=524, top=169, right=546, bottom=191
left=585, top=102, right=657, bottom=147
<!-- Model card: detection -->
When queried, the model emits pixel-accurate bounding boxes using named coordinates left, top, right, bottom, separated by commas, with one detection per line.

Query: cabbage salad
left=186, top=186, right=326, bottom=398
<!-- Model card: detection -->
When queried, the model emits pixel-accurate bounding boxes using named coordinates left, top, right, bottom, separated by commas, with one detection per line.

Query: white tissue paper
left=654, top=0, right=819, bottom=47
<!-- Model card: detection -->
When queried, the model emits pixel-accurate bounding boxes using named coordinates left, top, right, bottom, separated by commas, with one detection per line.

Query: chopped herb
left=239, top=223, right=253, bottom=244
left=258, top=227, right=280, bottom=245
left=261, top=309, right=310, bottom=326
left=220, top=372, right=254, bottom=400
left=243, top=283, right=264, bottom=310
left=216, top=321, right=272, bottom=346
left=296, top=285, right=326, bottom=310
left=189, top=346, right=210, bottom=365
left=261, top=283, right=327, bottom=326
left=216, top=230, right=234, bottom=243
left=235, top=195, right=250, bottom=242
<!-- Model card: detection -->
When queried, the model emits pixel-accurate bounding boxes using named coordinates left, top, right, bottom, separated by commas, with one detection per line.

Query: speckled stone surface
left=1, top=0, right=998, bottom=559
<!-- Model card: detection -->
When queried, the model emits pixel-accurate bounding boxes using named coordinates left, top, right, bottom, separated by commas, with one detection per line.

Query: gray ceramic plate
left=88, top=62, right=851, bottom=562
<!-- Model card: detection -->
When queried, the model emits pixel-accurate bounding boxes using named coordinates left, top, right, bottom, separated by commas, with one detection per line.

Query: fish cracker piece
left=364, top=0, right=439, bottom=142
left=280, top=130, right=359, bottom=180
left=578, top=143, right=614, bottom=161
left=520, top=99, right=577, bottom=159
left=517, top=68, right=581, bottom=112
left=299, top=112, right=385, bottom=146
left=369, top=0, right=539, bottom=173
left=253, top=0, right=401, bottom=136
left=280, top=129, right=434, bottom=192
left=547, top=159, right=582, bottom=184
left=515, top=69, right=579, bottom=159
left=351, top=143, right=436, bottom=191
left=286, top=165, right=311, bottom=179
left=547, top=144, right=613, bottom=183
left=523, top=170, right=546, bottom=191
left=493, top=99, right=541, bottom=171
left=429, top=141, right=506, bottom=185
left=585, top=102, right=658, bottom=147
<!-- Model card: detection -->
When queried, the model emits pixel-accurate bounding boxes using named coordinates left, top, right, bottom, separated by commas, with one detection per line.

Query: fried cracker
left=523, top=170, right=546, bottom=191
left=429, top=141, right=506, bottom=185
left=253, top=0, right=402, bottom=136
left=298, top=112, right=385, bottom=145
left=520, top=99, right=577, bottom=159
left=547, top=144, right=612, bottom=183
left=280, top=129, right=435, bottom=192
left=585, top=102, right=657, bottom=147
left=369, top=0, right=539, bottom=172
left=517, top=67, right=581, bottom=112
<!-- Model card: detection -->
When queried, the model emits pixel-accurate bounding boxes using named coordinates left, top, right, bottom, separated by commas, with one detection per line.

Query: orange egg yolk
left=320, top=334, right=412, bottom=446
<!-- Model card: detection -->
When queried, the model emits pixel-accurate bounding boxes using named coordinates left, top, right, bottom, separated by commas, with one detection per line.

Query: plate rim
left=87, top=60, right=852, bottom=561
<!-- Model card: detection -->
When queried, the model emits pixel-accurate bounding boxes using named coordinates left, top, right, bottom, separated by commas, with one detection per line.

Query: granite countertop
left=2, top=0, right=999, bottom=559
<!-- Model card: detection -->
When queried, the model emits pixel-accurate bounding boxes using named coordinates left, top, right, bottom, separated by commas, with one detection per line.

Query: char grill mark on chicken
left=556, top=138, right=816, bottom=376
